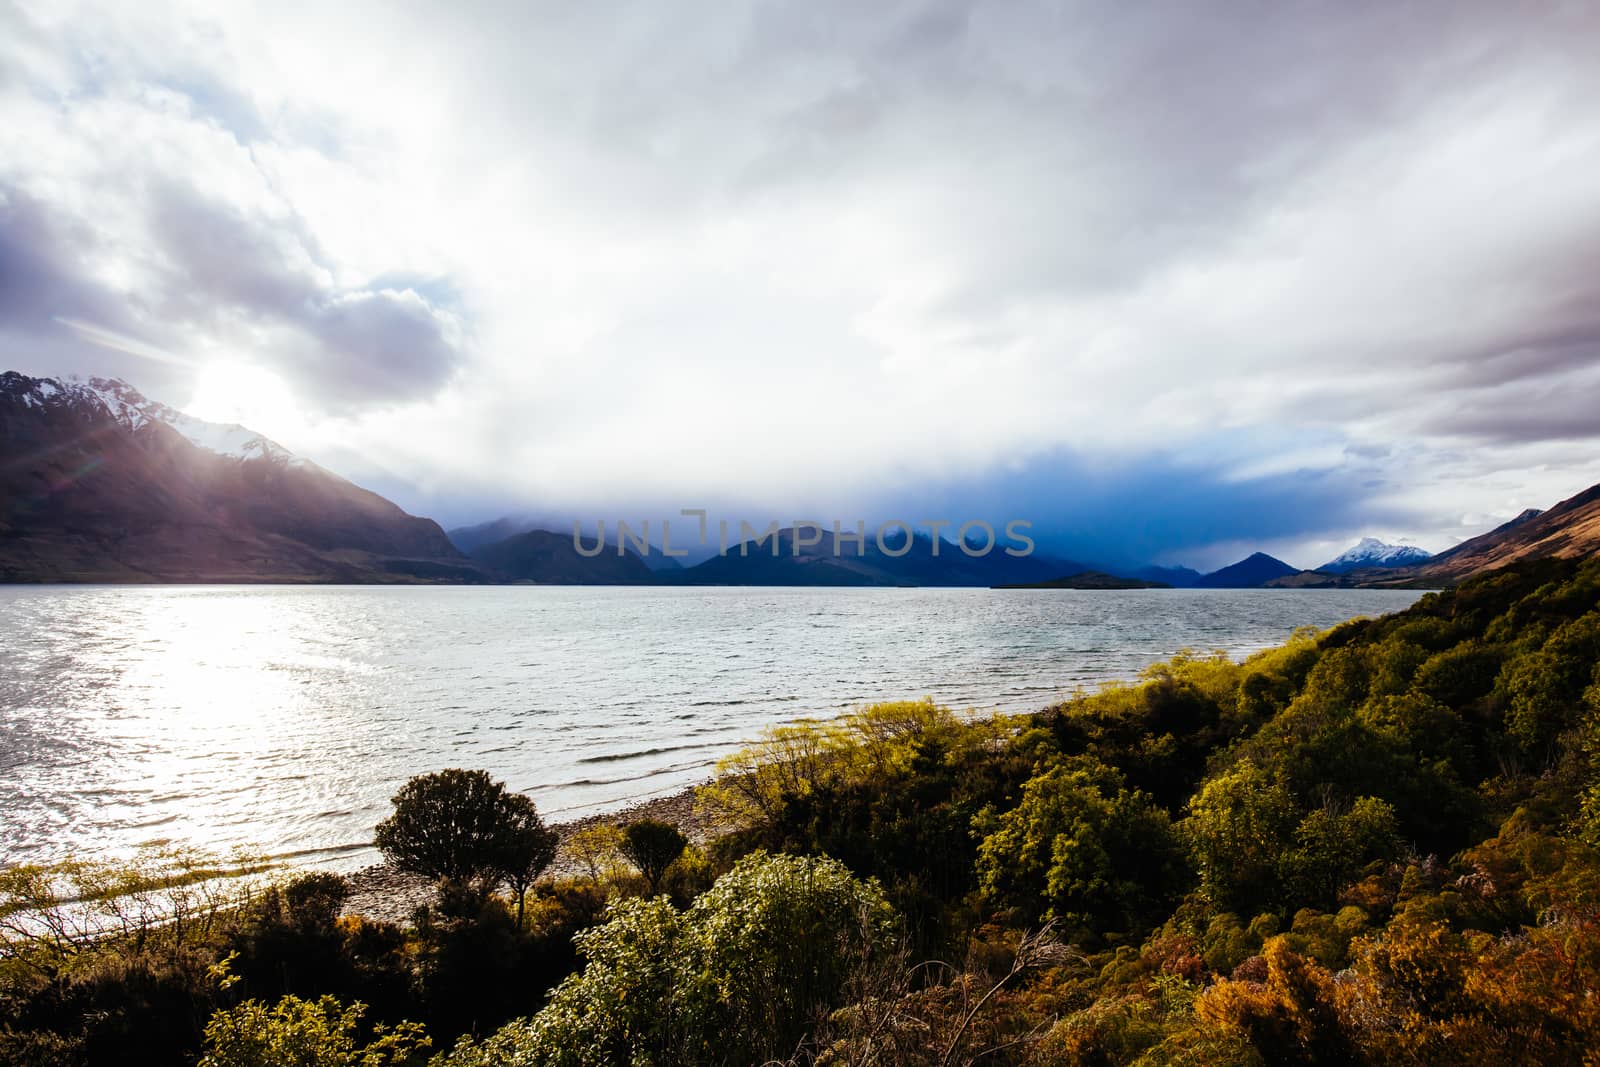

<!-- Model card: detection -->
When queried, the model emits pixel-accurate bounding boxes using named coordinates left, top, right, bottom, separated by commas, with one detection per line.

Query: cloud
left=4, top=0, right=1600, bottom=563
left=867, top=442, right=1407, bottom=570
left=1418, top=361, right=1600, bottom=445
left=142, top=180, right=463, bottom=406
left=0, top=14, right=466, bottom=412
left=0, top=186, right=133, bottom=338
left=0, top=173, right=462, bottom=410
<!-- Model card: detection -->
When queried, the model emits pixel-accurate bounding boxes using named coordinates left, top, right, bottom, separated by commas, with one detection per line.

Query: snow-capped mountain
left=1319, top=537, right=1433, bottom=574
left=6, top=374, right=301, bottom=465
left=0, top=370, right=476, bottom=583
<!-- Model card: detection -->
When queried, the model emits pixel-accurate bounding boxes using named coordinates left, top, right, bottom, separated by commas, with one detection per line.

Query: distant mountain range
left=457, top=522, right=1206, bottom=589
left=5, top=371, right=1598, bottom=587
left=659, top=526, right=1078, bottom=587
left=470, top=528, right=656, bottom=584
left=448, top=516, right=542, bottom=555
left=1133, top=564, right=1203, bottom=587
left=449, top=516, right=684, bottom=572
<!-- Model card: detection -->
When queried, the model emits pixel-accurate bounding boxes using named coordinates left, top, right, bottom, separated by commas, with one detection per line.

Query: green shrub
left=199, top=995, right=429, bottom=1067
left=438, top=851, right=895, bottom=1067
left=976, top=761, right=1185, bottom=934
left=1181, top=763, right=1299, bottom=913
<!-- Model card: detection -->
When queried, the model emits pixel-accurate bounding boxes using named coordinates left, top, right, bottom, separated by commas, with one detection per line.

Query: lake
left=0, top=584, right=1425, bottom=870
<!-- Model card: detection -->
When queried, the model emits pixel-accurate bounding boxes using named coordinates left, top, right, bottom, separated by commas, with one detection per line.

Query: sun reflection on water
left=0, top=584, right=1427, bottom=871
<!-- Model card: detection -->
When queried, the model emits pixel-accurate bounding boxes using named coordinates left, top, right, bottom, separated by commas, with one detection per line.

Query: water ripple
left=0, top=584, right=1423, bottom=870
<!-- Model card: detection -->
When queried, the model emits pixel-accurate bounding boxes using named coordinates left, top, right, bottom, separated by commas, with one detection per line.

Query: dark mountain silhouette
left=662, top=526, right=1075, bottom=587
left=0, top=372, right=483, bottom=583
left=1192, top=552, right=1299, bottom=588
left=454, top=518, right=688, bottom=571
left=470, top=529, right=655, bottom=584
left=1128, top=564, right=1201, bottom=588
left=448, top=516, right=537, bottom=554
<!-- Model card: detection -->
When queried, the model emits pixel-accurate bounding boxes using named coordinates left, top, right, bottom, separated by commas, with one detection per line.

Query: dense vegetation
left=3, top=557, right=1600, bottom=1064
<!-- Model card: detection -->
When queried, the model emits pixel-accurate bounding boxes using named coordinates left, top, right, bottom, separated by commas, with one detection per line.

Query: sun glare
left=184, top=361, right=300, bottom=437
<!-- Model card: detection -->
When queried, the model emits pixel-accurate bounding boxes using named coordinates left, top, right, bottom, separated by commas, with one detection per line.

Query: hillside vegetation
left=4, top=558, right=1599, bottom=1065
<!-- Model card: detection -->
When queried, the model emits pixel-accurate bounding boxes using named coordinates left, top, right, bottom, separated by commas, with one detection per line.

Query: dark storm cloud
left=872, top=445, right=1404, bottom=569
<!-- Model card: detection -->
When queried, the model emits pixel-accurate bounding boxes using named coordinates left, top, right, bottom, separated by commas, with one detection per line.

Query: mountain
left=453, top=517, right=687, bottom=572
left=1491, top=507, right=1545, bottom=535
left=0, top=372, right=483, bottom=583
left=1192, top=552, right=1300, bottom=588
left=1400, top=487, right=1600, bottom=583
left=1319, top=537, right=1433, bottom=574
left=448, top=516, right=538, bottom=554
left=1127, top=564, right=1201, bottom=588
left=470, top=529, right=655, bottom=584
left=663, top=526, right=1074, bottom=586
left=637, top=551, right=684, bottom=573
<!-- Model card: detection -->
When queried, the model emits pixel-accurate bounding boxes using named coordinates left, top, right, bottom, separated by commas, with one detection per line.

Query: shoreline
left=343, top=778, right=725, bottom=924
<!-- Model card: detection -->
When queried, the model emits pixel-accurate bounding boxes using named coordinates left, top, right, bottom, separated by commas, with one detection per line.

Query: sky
left=3, top=0, right=1599, bottom=570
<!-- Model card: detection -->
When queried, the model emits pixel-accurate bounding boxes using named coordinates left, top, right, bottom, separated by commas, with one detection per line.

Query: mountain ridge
left=1398, top=488, right=1600, bottom=583
left=659, top=525, right=1079, bottom=587
left=470, top=529, right=657, bottom=584
left=0, top=372, right=483, bottom=583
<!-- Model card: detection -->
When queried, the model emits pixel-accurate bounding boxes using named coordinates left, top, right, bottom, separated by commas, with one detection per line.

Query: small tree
left=619, top=819, right=687, bottom=896
left=567, top=824, right=627, bottom=884
left=492, top=793, right=559, bottom=927
left=374, top=770, right=556, bottom=910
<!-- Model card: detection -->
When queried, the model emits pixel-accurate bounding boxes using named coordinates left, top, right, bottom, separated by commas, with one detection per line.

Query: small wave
left=268, top=841, right=374, bottom=862
left=555, top=757, right=716, bottom=789
left=577, top=741, right=739, bottom=765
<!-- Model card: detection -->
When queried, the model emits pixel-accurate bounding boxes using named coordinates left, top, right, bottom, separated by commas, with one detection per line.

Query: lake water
left=0, top=584, right=1425, bottom=870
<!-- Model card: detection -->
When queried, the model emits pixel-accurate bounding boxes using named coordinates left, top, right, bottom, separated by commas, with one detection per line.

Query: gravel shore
left=342, top=780, right=728, bottom=924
